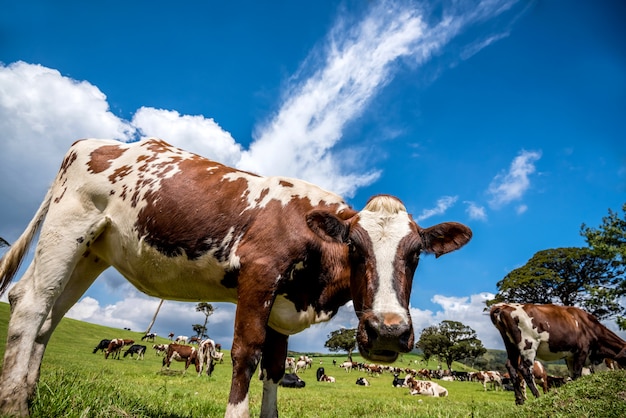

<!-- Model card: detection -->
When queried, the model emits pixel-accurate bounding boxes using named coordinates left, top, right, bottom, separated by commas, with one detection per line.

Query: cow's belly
left=268, top=296, right=334, bottom=335
left=92, top=238, right=238, bottom=302
left=536, top=342, right=570, bottom=362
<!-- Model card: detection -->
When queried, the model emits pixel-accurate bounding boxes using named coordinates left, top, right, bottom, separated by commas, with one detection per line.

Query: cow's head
left=307, top=195, right=472, bottom=363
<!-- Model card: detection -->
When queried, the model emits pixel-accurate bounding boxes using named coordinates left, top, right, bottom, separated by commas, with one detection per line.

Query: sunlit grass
left=1, top=302, right=624, bottom=417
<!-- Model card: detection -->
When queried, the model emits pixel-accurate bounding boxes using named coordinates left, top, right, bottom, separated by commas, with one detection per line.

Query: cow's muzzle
left=357, top=312, right=414, bottom=363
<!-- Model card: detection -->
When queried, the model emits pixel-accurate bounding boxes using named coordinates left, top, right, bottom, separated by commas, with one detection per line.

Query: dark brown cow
left=490, top=303, right=626, bottom=405
left=0, top=138, right=471, bottom=417
left=162, top=343, right=200, bottom=374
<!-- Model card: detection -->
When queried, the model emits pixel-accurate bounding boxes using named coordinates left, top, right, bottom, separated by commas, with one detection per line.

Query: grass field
left=1, top=302, right=625, bottom=417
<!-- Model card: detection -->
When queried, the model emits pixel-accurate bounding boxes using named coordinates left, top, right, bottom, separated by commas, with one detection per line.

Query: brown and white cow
left=104, top=338, right=135, bottom=360
left=162, top=343, right=200, bottom=375
left=0, top=138, right=471, bottom=417
left=490, top=303, right=626, bottom=405
left=405, top=376, right=448, bottom=397
left=197, top=338, right=219, bottom=376
left=470, top=370, right=502, bottom=391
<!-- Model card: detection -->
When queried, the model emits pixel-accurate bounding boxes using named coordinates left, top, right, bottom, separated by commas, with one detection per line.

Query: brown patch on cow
left=88, top=144, right=126, bottom=174
left=109, top=165, right=133, bottom=183
left=279, top=180, right=294, bottom=188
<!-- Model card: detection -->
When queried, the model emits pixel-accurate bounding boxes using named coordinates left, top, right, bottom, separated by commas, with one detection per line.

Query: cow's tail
left=0, top=187, right=54, bottom=296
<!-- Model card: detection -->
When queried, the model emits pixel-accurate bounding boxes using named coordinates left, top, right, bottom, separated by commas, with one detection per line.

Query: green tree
left=487, top=247, right=623, bottom=323
left=581, top=203, right=626, bottom=328
left=324, top=328, right=357, bottom=360
left=196, top=302, right=215, bottom=337
left=192, top=323, right=206, bottom=338
left=415, top=320, right=486, bottom=370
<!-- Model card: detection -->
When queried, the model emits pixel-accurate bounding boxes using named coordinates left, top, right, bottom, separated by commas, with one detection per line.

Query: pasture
left=0, top=302, right=624, bottom=417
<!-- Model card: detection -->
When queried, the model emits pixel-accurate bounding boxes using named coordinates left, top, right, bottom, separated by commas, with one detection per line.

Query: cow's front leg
left=225, top=289, right=274, bottom=418
left=504, top=358, right=525, bottom=405
left=259, top=327, right=288, bottom=418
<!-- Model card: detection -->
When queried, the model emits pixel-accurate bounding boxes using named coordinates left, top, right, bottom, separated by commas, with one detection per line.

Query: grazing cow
left=189, top=336, right=203, bottom=344
left=197, top=338, right=219, bottom=376
left=152, top=344, right=169, bottom=356
left=294, top=360, right=308, bottom=374
left=470, top=371, right=502, bottom=391
left=141, top=333, right=157, bottom=342
left=405, top=376, right=448, bottom=397
left=92, top=339, right=111, bottom=354
left=279, top=374, right=305, bottom=388
left=175, top=336, right=189, bottom=345
left=105, top=339, right=134, bottom=359
left=123, top=344, right=147, bottom=360
left=0, top=138, right=471, bottom=417
left=339, top=361, right=354, bottom=372
left=490, top=303, right=626, bottom=405
left=355, top=377, right=370, bottom=386
left=162, top=343, right=200, bottom=375
left=285, top=357, right=296, bottom=374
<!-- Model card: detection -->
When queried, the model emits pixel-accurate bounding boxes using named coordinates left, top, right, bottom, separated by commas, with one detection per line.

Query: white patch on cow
left=268, top=295, right=333, bottom=335
left=357, top=206, right=412, bottom=320
left=224, top=394, right=248, bottom=418
left=222, top=172, right=347, bottom=211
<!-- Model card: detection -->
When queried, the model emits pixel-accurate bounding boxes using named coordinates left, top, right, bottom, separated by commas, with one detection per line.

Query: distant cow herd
left=91, top=333, right=225, bottom=377
left=81, top=301, right=626, bottom=409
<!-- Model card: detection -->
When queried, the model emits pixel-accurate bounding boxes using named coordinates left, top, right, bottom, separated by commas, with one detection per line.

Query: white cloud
left=132, top=107, right=242, bottom=166
left=239, top=0, right=520, bottom=197
left=488, top=150, right=541, bottom=208
left=465, top=201, right=487, bottom=221
left=416, top=196, right=458, bottom=222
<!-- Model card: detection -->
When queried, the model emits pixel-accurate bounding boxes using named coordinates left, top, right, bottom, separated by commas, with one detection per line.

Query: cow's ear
left=306, top=210, right=350, bottom=243
left=421, top=222, right=472, bottom=258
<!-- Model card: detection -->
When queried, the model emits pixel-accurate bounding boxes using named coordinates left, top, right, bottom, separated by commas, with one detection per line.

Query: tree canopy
left=415, top=320, right=485, bottom=370
left=487, top=247, right=623, bottom=321
left=324, top=328, right=357, bottom=360
left=581, top=203, right=626, bottom=328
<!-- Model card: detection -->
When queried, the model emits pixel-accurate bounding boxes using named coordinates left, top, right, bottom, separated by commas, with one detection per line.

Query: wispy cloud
left=488, top=150, right=541, bottom=208
left=465, top=201, right=487, bottom=221
left=416, top=196, right=458, bottom=222
left=239, top=0, right=522, bottom=197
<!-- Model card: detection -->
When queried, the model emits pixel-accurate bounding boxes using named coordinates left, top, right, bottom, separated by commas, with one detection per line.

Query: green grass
left=1, top=302, right=625, bottom=417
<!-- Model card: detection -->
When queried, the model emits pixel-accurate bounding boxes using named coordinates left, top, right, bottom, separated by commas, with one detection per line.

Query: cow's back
left=49, top=138, right=349, bottom=306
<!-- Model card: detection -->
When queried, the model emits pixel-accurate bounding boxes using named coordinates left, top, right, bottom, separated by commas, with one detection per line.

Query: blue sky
left=1, top=0, right=624, bottom=353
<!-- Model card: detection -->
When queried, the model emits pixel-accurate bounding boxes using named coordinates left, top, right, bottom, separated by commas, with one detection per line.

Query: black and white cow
left=279, top=374, right=305, bottom=388
left=123, top=344, right=147, bottom=359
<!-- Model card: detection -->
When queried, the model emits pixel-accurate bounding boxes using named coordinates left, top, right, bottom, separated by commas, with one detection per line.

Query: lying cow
left=355, top=377, right=370, bottom=386
left=162, top=343, right=199, bottom=375
left=123, top=344, right=147, bottom=360
left=406, top=376, right=448, bottom=397
left=392, top=373, right=406, bottom=387
left=279, top=373, right=305, bottom=388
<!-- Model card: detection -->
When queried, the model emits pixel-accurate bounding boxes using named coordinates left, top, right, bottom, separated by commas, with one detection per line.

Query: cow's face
left=307, top=195, right=472, bottom=363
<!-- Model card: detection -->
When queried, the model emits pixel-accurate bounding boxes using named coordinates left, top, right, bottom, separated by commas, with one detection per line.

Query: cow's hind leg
left=259, top=328, right=288, bottom=418
left=0, top=217, right=109, bottom=416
